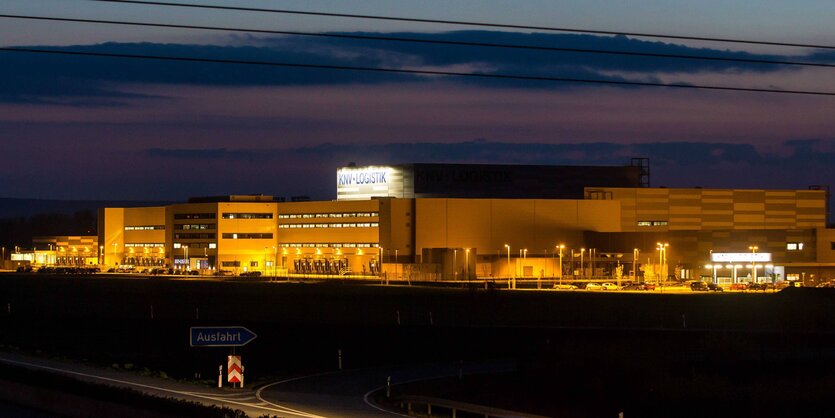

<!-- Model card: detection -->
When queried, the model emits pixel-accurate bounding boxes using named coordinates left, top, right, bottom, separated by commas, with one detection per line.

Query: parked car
left=585, top=283, right=603, bottom=290
left=729, top=283, right=748, bottom=291
left=554, top=283, right=578, bottom=290
left=690, top=281, right=709, bottom=291
left=747, top=283, right=763, bottom=291
left=707, top=283, right=724, bottom=292
left=601, top=282, right=620, bottom=290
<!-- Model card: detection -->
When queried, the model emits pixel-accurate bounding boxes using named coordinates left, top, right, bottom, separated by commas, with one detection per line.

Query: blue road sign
left=190, top=326, right=257, bottom=347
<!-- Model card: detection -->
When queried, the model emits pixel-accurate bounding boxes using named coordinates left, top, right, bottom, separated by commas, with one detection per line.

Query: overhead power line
left=90, top=0, right=835, bottom=50
left=2, top=47, right=834, bottom=97
left=2, top=14, right=832, bottom=69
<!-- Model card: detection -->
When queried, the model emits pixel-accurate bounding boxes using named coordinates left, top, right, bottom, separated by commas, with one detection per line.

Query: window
left=222, top=233, right=274, bottom=239
left=173, top=233, right=216, bottom=239
left=221, top=261, right=240, bottom=267
left=177, top=224, right=215, bottom=230
left=221, top=213, right=273, bottom=219
left=174, top=213, right=216, bottom=220
left=173, top=243, right=181, bottom=249
left=787, top=242, right=804, bottom=251
left=250, top=261, right=258, bottom=267
left=124, top=225, right=165, bottom=231
left=637, top=220, right=668, bottom=227
left=209, top=243, right=217, bottom=249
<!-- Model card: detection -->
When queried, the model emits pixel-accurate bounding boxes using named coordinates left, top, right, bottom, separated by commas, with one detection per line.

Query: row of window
left=174, top=213, right=216, bottom=220
left=278, top=212, right=379, bottom=219
left=177, top=224, right=215, bottom=230
left=220, top=261, right=261, bottom=267
left=173, top=242, right=217, bottom=249
left=222, top=233, right=274, bottom=240
left=124, top=243, right=165, bottom=248
left=222, top=213, right=273, bottom=219
left=124, top=226, right=165, bottom=231
left=281, top=243, right=376, bottom=248
left=174, top=233, right=216, bottom=239
left=637, top=221, right=669, bottom=226
left=787, top=242, right=804, bottom=251
left=279, top=222, right=379, bottom=229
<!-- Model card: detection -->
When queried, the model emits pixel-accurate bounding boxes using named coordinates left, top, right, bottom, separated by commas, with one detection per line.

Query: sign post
left=190, top=326, right=257, bottom=390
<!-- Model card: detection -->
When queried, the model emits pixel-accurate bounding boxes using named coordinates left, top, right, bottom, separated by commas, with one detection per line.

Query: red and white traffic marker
left=227, top=355, right=242, bottom=387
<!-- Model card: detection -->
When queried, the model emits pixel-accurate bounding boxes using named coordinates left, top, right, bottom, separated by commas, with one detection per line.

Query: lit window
left=209, top=243, right=217, bottom=249
left=173, top=243, right=181, bottom=249
left=787, top=242, right=804, bottom=251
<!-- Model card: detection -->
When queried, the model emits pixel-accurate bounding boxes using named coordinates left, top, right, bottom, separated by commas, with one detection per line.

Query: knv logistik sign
left=337, top=167, right=390, bottom=186
left=336, top=166, right=402, bottom=200
left=190, top=326, right=257, bottom=347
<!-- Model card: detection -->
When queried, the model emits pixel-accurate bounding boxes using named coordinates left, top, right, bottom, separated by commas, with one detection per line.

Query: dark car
left=747, top=283, right=763, bottom=291
left=690, top=281, right=709, bottom=291
left=707, top=283, right=723, bottom=292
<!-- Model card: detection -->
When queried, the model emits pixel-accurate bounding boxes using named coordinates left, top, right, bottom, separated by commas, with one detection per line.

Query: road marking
left=0, top=356, right=320, bottom=418
left=254, top=370, right=341, bottom=418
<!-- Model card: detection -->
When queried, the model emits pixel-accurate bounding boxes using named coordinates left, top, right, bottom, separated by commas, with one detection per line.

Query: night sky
left=2, top=0, right=834, bottom=201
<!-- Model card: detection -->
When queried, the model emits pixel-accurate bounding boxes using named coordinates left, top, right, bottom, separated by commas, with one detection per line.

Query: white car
left=585, top=283, right=603, bottom=290
left=554, top=283, right=578, bottom=290
left=601, top=282, right=620, bottom=290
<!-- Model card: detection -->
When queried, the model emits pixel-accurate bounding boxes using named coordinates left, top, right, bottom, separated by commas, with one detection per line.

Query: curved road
left=0, top=351, right=514, bottom=418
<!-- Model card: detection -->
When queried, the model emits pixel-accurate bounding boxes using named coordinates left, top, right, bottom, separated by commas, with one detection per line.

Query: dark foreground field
left=2, top=274, right=835, bottom=417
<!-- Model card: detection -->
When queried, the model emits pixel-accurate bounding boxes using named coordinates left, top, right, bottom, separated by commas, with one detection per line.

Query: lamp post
left=557, top=245, right=565, bottom=286
left=453, top=249, right=457, bottom=280
left=633, top=248, right=640, bottom=282
left=273, top=246, right=277, bottom=277
left=749, top=245, right=759, bottom=283
left=656, top=242, right=668, bottom=284
left=112, top=242, right=118, bottom=267
left=505, top=244, right=512, bottom=289
left=395, top=248, right=399, bottom=280
left=465, top=248, right=470, bottom=281
left=580, top=248, right=585, bottom=278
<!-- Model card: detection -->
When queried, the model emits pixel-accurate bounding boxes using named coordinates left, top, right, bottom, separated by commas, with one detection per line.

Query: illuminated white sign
left=711, top=252, right=772, bottom=262
left=337, top=168, right=389, bottom=186
left=337, top=166, right=404, bottom=200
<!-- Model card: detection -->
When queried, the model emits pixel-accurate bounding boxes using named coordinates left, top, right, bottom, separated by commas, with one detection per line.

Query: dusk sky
left=2, top=0, right=835, bottom=201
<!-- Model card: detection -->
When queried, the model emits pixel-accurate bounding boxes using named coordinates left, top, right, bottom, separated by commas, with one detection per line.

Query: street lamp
left=183, top=245, right=189, bottom=271
left=273, top=246, right=277, bottom=277
left=504, top=244, right=512, bottom=289
left=656, top=242, right=669, bottom=284
left=395, top=248, right=399, bottom=280
left=749, top=245, right=759, bottom=283
left=557, top=245, right=565, bottom=286
left=580, top=248, right=585, bottom=278
left=465, top=248, right=470, bottom=281
left=633, top=248, right=640, bottom=282
left=453, top=249, right=457, bottom=280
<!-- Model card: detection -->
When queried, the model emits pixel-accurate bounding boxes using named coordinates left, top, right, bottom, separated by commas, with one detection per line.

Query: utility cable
left=90, top=0, right=835, bottom=50
left=1, top=14, right=832, bottom=69
left=2, top=46, right=834, bottom=96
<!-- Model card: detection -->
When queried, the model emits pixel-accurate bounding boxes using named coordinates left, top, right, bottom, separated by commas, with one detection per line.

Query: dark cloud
left=3, top=30, right=827, bottom=104
left=144, top=139, right=835, bottom=167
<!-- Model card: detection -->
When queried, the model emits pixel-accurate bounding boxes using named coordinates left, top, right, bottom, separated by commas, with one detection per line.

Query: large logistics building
left=88, top=163, right=835, bottom=286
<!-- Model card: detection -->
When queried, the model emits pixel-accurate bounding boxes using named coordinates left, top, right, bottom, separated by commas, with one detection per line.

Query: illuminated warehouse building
left=94, top=162, right=835, bottom=285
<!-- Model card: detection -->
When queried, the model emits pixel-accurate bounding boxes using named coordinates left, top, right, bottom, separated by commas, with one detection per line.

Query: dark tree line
left=0, top=210, right=96, bottom=250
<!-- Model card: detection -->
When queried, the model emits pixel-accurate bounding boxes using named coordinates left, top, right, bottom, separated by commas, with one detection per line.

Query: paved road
left=0, top=351, right=515, bottom=418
